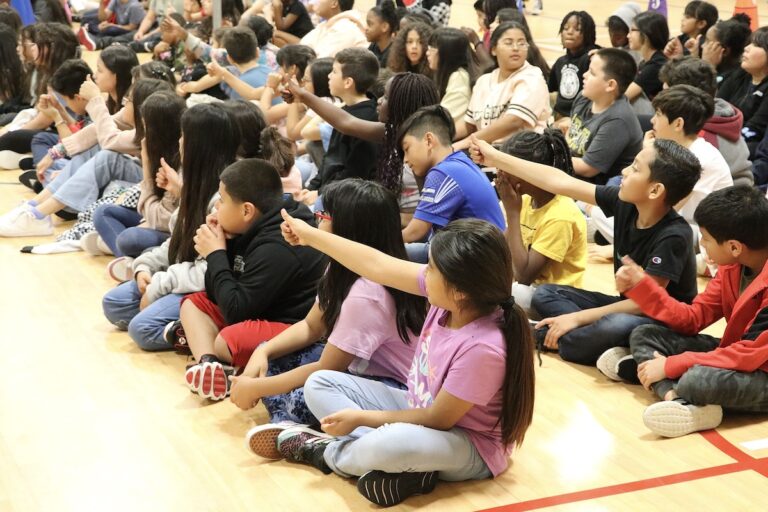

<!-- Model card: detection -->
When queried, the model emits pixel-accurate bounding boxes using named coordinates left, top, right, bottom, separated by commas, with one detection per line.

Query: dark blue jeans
left=93, top=204, right=169, bottom=257
left=531, top=284, right=658, bottom=366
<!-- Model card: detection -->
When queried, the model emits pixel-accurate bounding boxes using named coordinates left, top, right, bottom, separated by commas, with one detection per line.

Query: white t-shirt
left=679, top=138, right=734, bottom=231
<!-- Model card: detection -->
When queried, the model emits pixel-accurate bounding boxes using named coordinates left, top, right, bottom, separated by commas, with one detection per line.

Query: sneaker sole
left=107, top=258, right=132, bottom=282
left=185, top=365, right=203, bottom=394
left=643, top=401, right=723, bottom=438
left=596, top=347, right=630, bottom=382
left=246, top=425, right=288, bottom=460
left=357, top=471, right=438, bottom=507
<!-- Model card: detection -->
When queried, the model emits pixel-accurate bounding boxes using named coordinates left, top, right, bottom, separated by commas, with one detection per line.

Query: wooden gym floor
left=1, top=1, right=768, bottom=510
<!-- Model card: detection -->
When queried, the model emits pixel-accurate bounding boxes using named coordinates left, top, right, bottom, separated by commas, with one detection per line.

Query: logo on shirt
left=559, top=64, right=581, bottom=100
left=651, top=256, right=662, bottom=265
left=566, top=116, right=592, bottom=155
left=234, top=255, right=245, bottom=273
left=432, top=177, right=459, bottom=205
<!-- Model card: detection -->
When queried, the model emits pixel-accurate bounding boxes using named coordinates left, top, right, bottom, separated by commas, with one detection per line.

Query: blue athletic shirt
left=414, top=151, right=506, bottom=237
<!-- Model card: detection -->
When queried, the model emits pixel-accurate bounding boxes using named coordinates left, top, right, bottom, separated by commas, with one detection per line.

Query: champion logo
left=651, top=256, right=662, bottom=265
left=433, top=178, right=459, bottom=204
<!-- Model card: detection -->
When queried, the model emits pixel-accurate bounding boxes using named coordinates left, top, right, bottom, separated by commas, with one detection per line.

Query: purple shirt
left=406, top=267, right=510, bottom=476
left=327, top=278, right=416, bottom=383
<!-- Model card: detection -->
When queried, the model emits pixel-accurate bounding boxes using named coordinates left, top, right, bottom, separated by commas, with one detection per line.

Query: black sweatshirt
left=204, top=198, right=327, bottom=326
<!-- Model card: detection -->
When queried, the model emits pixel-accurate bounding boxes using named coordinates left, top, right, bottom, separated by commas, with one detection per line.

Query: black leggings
left=0, top=129, right=43, bottom=153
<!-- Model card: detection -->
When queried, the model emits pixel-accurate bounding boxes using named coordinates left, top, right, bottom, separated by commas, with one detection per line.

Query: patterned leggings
left=261, top=341, right=407, bottom=426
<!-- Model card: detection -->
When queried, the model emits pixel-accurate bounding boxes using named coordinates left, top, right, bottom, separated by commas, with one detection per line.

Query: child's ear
left=648, top=181, right=665, bottom=201
left=727, top=239, right=744, bottom=257
left=673, top=117, right=685, bottom=133
left=605, top=78, right=618, bottom=95
left=242, top=201, right=258, bottom=220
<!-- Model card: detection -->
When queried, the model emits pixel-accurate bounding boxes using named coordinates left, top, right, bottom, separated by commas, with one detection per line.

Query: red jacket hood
left=700, top=104, right=744, bottom=146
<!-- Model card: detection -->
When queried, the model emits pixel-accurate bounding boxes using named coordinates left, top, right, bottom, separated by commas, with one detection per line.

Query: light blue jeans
left=46, top=149, right=142, bottom=212
left=102, top=280, right=184, bottom=351
left=304, top=370, right=492, bottom=481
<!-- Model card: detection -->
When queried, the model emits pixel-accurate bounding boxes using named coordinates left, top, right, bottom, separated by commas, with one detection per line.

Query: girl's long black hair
left=377, top=72, right=440, bottom=194
left=220, top=99, right=267, bottom=159
left=319, top=179, right=427, bottom=342
left=132, top=78, right=174, bottom=144
left=99, top=45, right=139, bottom=114
left=140, top=89, right=186, bottom=199
left=30, top=23, right=79, bottom=100
left=168, top=104, right=240, bottom=263
left=430, top=219, right=535, bottom=447
left=429, top=27, right=479, bottom=98
left=0, top=24, right=24, bottom=103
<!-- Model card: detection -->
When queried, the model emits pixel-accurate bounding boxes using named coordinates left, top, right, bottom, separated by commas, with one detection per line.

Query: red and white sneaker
left=77, top=26, right=97, bottom=51
left=185, top=356, right=234, bottom=401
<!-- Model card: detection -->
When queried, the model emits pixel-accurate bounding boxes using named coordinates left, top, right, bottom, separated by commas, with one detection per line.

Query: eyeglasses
left=499, top=39, right=529, bottom=50
left=314, top=210, right=331, bottom=222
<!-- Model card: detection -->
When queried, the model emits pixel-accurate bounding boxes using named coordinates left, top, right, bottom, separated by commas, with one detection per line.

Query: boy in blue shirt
left=218, top=27, right=279, bottom=105
left=399, top=105, right=505, bottom=262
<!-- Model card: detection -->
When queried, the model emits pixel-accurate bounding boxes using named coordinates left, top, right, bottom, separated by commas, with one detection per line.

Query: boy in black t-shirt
left=469, top=137, right=701, bottom=366
left=299, top=48, right=380, bottom=206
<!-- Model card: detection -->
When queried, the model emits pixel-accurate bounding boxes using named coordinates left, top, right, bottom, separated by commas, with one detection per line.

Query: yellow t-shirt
left=519, top=194, right=587, bottom=287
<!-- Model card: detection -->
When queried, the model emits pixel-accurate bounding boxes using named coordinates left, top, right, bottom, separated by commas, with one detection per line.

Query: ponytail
left=501, top=128, right=574, bottom=176
left=260, top=126, right=295, bottom=177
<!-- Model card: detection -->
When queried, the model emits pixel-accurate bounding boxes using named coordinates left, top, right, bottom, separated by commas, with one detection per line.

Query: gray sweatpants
left=630, top=324, right=768, bottom=412
left=304, top=370, right=492, bottom=481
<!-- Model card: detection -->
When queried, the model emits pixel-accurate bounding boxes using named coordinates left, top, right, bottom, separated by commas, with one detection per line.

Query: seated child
left=228, top=179, right=426, bottom=445
left=470, top=136, right=701, bottom=367
left=605, top=2, right=642, bottom=64
left=300, top=47, right=380, bottom=205
left=563, top=48, right=643, bottom=184
left=266, top=214, right=535, bottom=507
left=614, top=186, right=768, bottom=437
left=299, top=0, right=367, bottom=58
left=77, top=0, right=147, bottom=51
left=152, top=12, right=188, bottom=72
left=271, top=0, right=315, bottom=46
left=663, top=1, right=718, bottom=59
left=180, top=159, right=327, bottom=400
left=399, top=105, right=505, bottom=263
left=218, top=27, right=273, bottom=101
left=498, top=129, right=587, bottom=314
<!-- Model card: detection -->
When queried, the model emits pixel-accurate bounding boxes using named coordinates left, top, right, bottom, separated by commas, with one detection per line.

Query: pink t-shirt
left=406, top=267, right=509, bottom=477
left=327, top=278, right=417, bottom=383
left=281, top=166, right=303, bottom=196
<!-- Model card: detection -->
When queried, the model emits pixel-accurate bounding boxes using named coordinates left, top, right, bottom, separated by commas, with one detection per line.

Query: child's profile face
left=699, top=227, right=739, bottom=266
left=215, top=182, right=247, bottom=236
left=314, top=0, right=334, bottom=20
left=328, top=61, right=345, bottom=97
left=405, top=29, right=424, bottom=66
left=401, top=133, right=431, bottom=176
left=475, top=9, right=488, bottom=31
left=426, top=44, right=438, bottom=71
left=376, top=77, right=392, bottom=123
left=560, top=15, right=585, bottom=51
left=741, top=43, right=768, bottom=76
left=423, top=259, right=454, bottom=310
left=365, top=11, right=384, bottom=43
left=628, top=25, right=642, bottom=51
left=609, top=27, right=629, bottom=48
left=650, top=110, right=677, bottom=140
left=680, top=14, right=698, bottom=37
left=581, top=55, right=609, bottom=100
left=618, top=147, right=655, bottom=203
left=95, top=57, right=117, bottom=95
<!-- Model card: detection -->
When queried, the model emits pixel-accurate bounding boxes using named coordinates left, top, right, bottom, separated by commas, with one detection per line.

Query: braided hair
left=376, top=72, right=439, bottom=194
left=500, top=128, right=575, bottom=175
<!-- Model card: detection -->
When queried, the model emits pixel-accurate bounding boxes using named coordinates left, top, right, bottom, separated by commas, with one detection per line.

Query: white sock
left=28, top=240, right=82, bottom=254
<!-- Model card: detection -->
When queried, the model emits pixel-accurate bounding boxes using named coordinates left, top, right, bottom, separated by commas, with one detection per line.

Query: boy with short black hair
left=300, top=47, right=380, bottom=204
left=563, top=48, right=643, bottom=183
left=179, top=159, right=327, bottom=400
left=660, top=56, right=754, bottom=187
left=398, top=105, right=505, bottom=262
left=470, top=136, right=701, bottom=366
left=613, top=186, right=768, bottom=437
left=217, top=27, right=273, bottom=101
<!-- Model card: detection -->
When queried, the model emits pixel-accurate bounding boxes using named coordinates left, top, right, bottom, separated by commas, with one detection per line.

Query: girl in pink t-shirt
left=229, top=179, right=427, bottom=447
left=263, top=216, right=535, bottom=507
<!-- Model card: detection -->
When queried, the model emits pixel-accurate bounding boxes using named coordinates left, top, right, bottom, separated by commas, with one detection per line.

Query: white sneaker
left=0, top=206, right=53, bottom=237
left=0, top=150, right=29, bottom=170
left=643, top=399, right=723, bottom=437
left=81, top=231, right=113, bottom=255
left=596, top=347, right=630, bottom=381
left=107, top=256, right=134, bottom=282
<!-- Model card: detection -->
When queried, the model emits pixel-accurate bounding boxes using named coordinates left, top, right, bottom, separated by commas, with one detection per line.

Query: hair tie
left=500, top=296, right=515, bottom=310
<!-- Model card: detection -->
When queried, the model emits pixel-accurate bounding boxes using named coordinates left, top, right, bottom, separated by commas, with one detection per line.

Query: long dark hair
left=168, top=104, right=240, bottom=263
left=429, top=27, right=478, bottom=98
left=309, top=57, right=334, bottom=98
left=141, top=90, right=186, bottom=199
left=387, top=21, right=433, bottom=77
left=99, top=45, right=139, bottom=114
left=483, top=0, right=516, bottom=28
left=132, top=79, right=174, bottom=143
left=0, top=24, right=23, bottom=102
left=131, top=60, right=177, bottom=86
left=30, top=23, right=79, bottom=100
left=377, top=73, right=440, bottom=194
left=220, top=99, right=267, bottom=158
left=430, top=219, right=535, bottom=447
left=319, top=179, right=427, bottom=342
left=501, top=129, right=575, bottom=175
left=713, top=15, right=752, bottom=71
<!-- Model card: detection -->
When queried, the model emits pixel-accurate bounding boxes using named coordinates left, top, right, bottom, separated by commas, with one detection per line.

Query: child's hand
left=685, top=35, right=701, bottom=57
left=194, top=222, right=226, bottom=257
left=702, top=40, right=725, bottom=67
left=135, top=271, right=152, bottom=294
left=36, top=94, right=58, bottom=119
left=139, top=291, right=152, bottom=311
left=615, top=255, right=645, bottom=293
left=468, top=135, right=496, bottom=167
left=242, top=346, right=269, bottom=378
left=496, top=173, right=522, bottom=216
left=161, top=15, right=187, bottom=42
left=535, top=312, right=582, bottom=350
left=158, top=158, right=182, bottom=197
left=282, top=77, right=303, bottom=104
left=205, top=212, right=219, bottom=230
left=266, top=71, right=283, bottom=92
left=280, top=208, right=313, bottom=246
left=153, top=42, right=170, bottom=58
left=663, top=37, right=683, bottom=59
left=643, top=130, right=656, bottom=149
left=206, top=60, right=223, bottom=78
left=79, top=75, right=101, bottom=102
left=98, top=20, right=113, bottom=31
left=320, top=409, right=360, bottom=436
left=638, top=351, right=667, bottom=390
left=36, top=154, right=53, bottom=182
left=228, top=375, right=263, bottom=410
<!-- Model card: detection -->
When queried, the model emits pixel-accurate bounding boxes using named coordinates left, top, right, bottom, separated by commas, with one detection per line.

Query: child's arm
left=572, top=158, right=601, bottom=178
left=286, top=80, right=385, bottom=142
left=282, top=209, right=424, bottom=296
left=260, top=73, right=290, bottom=124
left=272, top=0, right=298, bottom=31
left=208, top=61, right=264, bottom=100
left=286, top=101, right=310, bottom=140
left=624, top=82, right=643, bottom=102
left=498, top=175, right=549, bottom=285
left=470, top=137, right=597, bottom=205
left=179, top=74, right=222, bottom=94
left=401, top=218, right=432, bottom=244
left=322, top=389, right=474, bottom=436
left=454, top=115, right=527, bottom=149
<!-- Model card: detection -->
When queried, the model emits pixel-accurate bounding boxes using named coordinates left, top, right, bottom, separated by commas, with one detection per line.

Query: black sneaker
left=55, top=209, right=78, bottom=221
left=276, top=426, right=333, bottom=474
left=18, top=157, right=33, bottom=170
left=357, top=470, right=438, bottom=507
left=163, top=320, right=189, bottom=353
left=18, top=170, right=42, bottom=193
left=616, top=355, right=641, bottom=384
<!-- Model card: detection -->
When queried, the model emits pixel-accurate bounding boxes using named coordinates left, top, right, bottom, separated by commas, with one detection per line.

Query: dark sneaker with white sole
left=163, top=320, right=190, bottom=353
left=357, top=470, right=438, bottom=507
left=276, top=426, right=333, bottom=474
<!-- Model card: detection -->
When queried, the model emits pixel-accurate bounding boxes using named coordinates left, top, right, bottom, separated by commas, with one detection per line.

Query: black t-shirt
left=595, top=186, right=697, bottom=303
left=634, top=50, right=667, bottom=100
left=283, top=0, right=314, bottom=38
left=716, top=68, right=768, bottom=143
left=369, top=41, right=391, bottom=69
left=548, top=45, right=599, bottom=117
